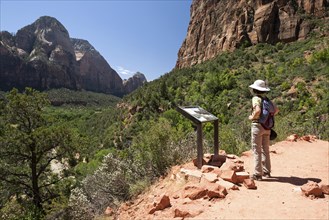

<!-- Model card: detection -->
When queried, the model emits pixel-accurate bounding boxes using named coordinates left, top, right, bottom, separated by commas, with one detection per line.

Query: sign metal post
left=176, top=106, right=219, bottom=169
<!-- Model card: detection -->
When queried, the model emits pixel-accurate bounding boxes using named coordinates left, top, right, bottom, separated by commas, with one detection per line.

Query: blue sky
left=0, top=0, right=192, bottom=81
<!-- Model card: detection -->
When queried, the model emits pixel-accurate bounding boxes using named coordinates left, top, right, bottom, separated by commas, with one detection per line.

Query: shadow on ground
left=261, top=176, right=322, bottom=186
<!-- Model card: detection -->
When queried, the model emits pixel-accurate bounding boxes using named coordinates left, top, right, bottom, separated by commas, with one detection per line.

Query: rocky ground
left=110, top=136, right=329, bottom=220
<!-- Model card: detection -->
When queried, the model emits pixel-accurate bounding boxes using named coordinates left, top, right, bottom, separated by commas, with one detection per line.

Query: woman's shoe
left=263, top=172, right=271, bottom=178
left=251, top=174, right=262, bottom=181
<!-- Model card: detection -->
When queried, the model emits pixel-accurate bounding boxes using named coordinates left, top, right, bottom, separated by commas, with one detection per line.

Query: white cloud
left=117, top=66, right=135, bottom=76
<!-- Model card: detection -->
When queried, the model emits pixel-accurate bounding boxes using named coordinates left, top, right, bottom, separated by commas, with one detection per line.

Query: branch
left=36, top=142, right=58, bottom=164
left=2, top=170, right=29, bottom=178
left=0, top=150, right=31, bottom=161
left=37, top=151, right=65, bottom=178
left=0, top=175, right=32, bottom=191
left=39, top=176, right=64, bottom=189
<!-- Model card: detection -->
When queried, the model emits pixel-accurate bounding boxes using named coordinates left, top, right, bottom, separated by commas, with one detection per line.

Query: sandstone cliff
left=0, top=16, right=146, bottom=96
left=1, top=16, right=81, bottom=91
left=123, top=72, right=147, bottom=94
left=176, top=0, right=329, bottom=68
left=72, top=38, right=124, bottom=96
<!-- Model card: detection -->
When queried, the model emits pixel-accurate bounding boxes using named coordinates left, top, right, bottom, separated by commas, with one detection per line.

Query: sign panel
left=177, top=106, right=218, bottom=123
left=176, top=106, right=219, bottom=169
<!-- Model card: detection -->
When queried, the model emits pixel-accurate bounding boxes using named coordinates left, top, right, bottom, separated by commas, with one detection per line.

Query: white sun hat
left=249, top=79, right=270, bottom=91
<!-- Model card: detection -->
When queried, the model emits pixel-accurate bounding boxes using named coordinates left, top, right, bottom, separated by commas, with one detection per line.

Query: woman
left=248, top=80, right=279, bottom=180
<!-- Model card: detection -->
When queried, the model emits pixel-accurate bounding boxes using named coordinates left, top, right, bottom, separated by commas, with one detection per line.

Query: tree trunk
left=31, top=147, right=42, bottom=210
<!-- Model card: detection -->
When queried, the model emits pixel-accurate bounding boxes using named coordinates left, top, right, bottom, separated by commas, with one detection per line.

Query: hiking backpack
left=258, top=97, right=275, bottom=130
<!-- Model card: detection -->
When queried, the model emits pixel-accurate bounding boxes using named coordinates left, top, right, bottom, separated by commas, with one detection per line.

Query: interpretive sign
left=176, top=106, right=219, bottom=169
left=177, top=106, right=218, bottom=123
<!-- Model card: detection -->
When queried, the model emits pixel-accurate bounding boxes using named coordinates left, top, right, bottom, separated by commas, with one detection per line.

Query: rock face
left=72, top=38, right=123, bottom=96
left=123, top=72, right=147, bottom=94
left=1, top=16, right=81, bottom=91
left=0, top=16, right=146, bottom=96
left=176, top=0, right=329, bottom=68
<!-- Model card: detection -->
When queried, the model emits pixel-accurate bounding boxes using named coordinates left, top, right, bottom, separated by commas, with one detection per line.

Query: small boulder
left=184, top=185, right=208, bottom=200
left=104, top=206, right=114, bottom=216
left=180, top=168, right=202, bottom=182
left=320, top=184, right=329, bottom=195
left=216, top=178, right=239, bottom=190
left=219, top=160, right=244, bottom=172
left=286, top=134, right=298, bottom=142
left=220, top=170, right=238, bottom=184
left=174, top=208, right=203, bottom=218
left=301, top=181, right=323, bottom=197
left=236, top=171, right=250, bottom=183
left=174, top=209, right=191, bottom=218
left=201, top=165, right=216, bottom=173
left=300, top=135, right=311, bottom=141
left=148, top=194, right=171, bottom=214
left=243, top=179, right=257, bottom=189
left=202, top=172, right=219, bottom=183
left=200, top=181, right=227, bottom=199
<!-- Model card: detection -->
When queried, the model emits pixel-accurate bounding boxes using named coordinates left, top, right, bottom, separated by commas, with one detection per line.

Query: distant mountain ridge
left=0, top=16, right=146, bottom=96
left=176, top=0, right=329, bottom=68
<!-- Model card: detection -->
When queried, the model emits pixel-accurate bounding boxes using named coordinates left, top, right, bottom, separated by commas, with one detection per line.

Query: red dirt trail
left=117, top=139, right=329, bottom=220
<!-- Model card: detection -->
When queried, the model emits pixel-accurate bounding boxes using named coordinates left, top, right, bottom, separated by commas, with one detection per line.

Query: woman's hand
left=249, top=105, right=261, bottom=120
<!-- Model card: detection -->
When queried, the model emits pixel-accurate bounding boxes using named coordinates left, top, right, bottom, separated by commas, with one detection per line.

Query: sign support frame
left=176, top=106, right=219, bottom=169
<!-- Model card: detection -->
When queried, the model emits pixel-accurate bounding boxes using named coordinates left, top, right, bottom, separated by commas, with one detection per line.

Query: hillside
left=122, top=35, right=329, bottom=150
left=116, top=138, right=329, bottom=220
left=45, top=88, right=121, bottom=107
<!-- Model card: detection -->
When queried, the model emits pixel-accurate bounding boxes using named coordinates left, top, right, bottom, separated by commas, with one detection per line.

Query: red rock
left=220, top=170, right=238, bottom=184
left=148, top=194, right=171, bottom=214
left=174, top=208, right=203, bottom=218
left=201, top=165, right=216, bottom=173
left=218, top=185, right=228, bottom=197
left=202, top=172, right=219, bottom=183
left=180, top=168, right=203, bottom=182
left=219, top=160, right=244, bottom=172
left=243, top=179, right=257, bottom=189
left=216, top=178, right=239, bottom=190
left=301, top=181, right=323, bottom=197
left=176, top=1, right=326, bottom=69
left=207, top=185, right=227, bottom=199
left=236, top=171, right=250, bottom=183
left=104, top=206, right=114, bottom=216
left=226, top=154, right=238, bottom=159
left=174, top=209, right=191, bottom=218
left=212, top=169, right=223, bottom=176
left=286, top=134, right=298, bottom=142
left=301, top=135, right=311, bottom=141
left=207, top=190, right=221, bottom=199
left=241, top=151, right=252, bottom=157
left=320, top=184, right=329, bottom=195
left=184, top=185, right=208, bottom=200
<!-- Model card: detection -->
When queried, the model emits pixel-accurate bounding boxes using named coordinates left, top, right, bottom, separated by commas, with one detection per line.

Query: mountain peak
left=123, top=72, right=147, bottom=93
left=33, top=16, right=68, bottom=32
left=71, top=38, right=97, bottom=53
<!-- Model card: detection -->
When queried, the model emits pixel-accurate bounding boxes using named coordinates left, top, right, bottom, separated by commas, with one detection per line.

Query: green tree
left=0, top=88, right=77, bottom=218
